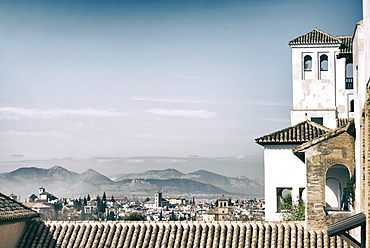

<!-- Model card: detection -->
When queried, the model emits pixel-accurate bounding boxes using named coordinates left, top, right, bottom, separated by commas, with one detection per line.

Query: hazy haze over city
left=0, top=0, right=362, bottom=177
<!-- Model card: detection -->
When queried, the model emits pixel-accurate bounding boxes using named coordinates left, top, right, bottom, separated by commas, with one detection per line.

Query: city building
left=256, top=2, right=370, bottom=246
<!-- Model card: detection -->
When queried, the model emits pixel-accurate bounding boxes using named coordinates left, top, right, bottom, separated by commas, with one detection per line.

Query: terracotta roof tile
left=293, top=119, right=354, bottom=154
left=255, top=120, right=331, bottom=145
left=289, top=29, right=353, bottom=54
left=17, top=221, right=352, bottom=248
left=289, top=29, right=341, bottom=45
left=337, top=35, right=353, bottom=54
left=0, top=192, right=39, bottom=222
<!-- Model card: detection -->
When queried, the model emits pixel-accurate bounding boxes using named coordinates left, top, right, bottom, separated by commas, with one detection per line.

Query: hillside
left=113, top=168, right=263, bottom=195
left=0, top=166, right=252, bottom=200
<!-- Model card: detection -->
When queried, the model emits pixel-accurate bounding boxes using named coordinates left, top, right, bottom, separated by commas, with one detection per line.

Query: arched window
left=320, top=54, right=328, bottom=71
left=304, top=55, right=312, bottom=71
left=276, top=187, right=292, bottom=212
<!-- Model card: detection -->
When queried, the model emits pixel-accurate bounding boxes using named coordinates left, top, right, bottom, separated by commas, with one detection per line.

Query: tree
left=107, top=211, right=115, bottom=221
left=111, top=196, right=115, bottom=202
left=123, top=212, right=145, bottom=221
left=87, top=194, right=91, bottom=202
left=102, top=192, right=107, bottom=202
left=281, top=194, right=305, bottom=221
left=344, top=169, right=356, bottom=209
left=169, top=210, right=177, bottom=221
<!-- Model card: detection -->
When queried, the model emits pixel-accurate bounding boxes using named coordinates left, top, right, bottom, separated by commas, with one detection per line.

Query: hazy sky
left=0, top=1, right=363, bottom=170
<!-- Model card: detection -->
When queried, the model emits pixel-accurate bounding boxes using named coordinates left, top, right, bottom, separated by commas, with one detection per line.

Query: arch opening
left=304, top=55, right=312, bottom=71
left=325, top=164, right=350, bottom=211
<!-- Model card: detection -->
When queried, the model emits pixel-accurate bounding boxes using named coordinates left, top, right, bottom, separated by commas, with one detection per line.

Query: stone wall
left=303, top=127, right=355, bottom=231
left=362, top=89, right=370, bottom=246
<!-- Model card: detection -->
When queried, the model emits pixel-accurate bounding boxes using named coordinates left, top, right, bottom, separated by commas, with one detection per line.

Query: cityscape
left=12, top=188, right=264, bottom=222
left=0, top=0, right=369, bottom=248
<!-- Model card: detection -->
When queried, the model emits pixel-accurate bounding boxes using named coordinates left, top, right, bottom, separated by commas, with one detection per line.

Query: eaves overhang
left=292, top=119, right=354, bottom=155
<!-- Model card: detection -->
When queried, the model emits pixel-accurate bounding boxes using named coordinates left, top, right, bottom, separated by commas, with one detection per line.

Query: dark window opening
left=311, top=117, right=323, bottom=125
left=320, top=54, right=328, bottom=71
left=349, top=100, right=354, bottom=112
left=304, top=55, right=312, bottom=71
left=299, top=188, right=306, bottom=201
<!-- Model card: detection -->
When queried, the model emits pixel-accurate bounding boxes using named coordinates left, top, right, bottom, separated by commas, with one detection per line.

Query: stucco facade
left=263, top=144, right=306, bottom=221
left=353, top=0, right=370, bottom=243
left=256, top=121, right=331, bottom=221
left=289, top=30, right=354, bottom=129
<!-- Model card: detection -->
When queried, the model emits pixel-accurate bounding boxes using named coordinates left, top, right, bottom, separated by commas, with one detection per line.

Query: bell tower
left=289, top=29, right=354, bottom=129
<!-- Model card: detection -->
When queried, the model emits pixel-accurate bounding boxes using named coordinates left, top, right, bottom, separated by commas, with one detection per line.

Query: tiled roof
left=337, top=36, right=353, bottom=54
left=336, top=118, right=353, bottom=128
left=17, top=221, right=351, bottom=248
left=289, top=29, right=353, bottom=54
left=255, top=120, right=331, bottom=145
left=289, top=29, right=341, bottom=45
left=293, top=119, right=354, bottom=154
left=0, top=193, right=39, bottom=222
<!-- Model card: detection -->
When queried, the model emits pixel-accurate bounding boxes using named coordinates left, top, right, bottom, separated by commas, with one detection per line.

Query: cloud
left=0, top=130, right=65, bottom=137
left=130, top=96, right=290, bottom=106
left=130, top=97, right=220, bottom=104
left=146, top=108, right=218, bottom=118
left=12, top=154, right=24, bottom=158
left=260, top=118, right=290, bottom=122
left=0, top=107, right=124, bottom=120
left=238, top=100, right=291, bottom=106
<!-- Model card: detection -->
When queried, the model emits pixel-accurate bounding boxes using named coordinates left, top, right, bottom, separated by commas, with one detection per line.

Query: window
left=345, top=62, right=353, bottom=89
left=320, top=54, right=328, bottom=71
left=276, top=187, right=292, bottom=212
left=304, top=55, right=312, bottom=71
left=349, top=100, right=354, bottom=112
left=311, top=117, right=323, bottom=125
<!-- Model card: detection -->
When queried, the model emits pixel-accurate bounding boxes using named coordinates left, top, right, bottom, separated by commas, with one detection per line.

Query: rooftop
left=255, top=120, right=331, bottom=145
left=0, top=193, right=39, bottom=222
left=17, top=220, right=351, bottom=247
left=289, top=29, right=352, bottom=53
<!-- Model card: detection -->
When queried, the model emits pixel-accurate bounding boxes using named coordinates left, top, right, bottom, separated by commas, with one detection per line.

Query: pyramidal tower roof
left=289, top=29, right=342, bottom=45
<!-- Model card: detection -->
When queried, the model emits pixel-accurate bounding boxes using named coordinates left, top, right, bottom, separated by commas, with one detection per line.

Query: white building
left=256, top=121, right=330, bottom=221
left=256, top=29, right=354, bottom=221
left=289, top=29, right=354, bottom=128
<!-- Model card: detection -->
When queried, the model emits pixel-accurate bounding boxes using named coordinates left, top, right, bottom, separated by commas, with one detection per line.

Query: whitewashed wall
left=290, top=45, right=354, bottom=129
left=264, top=144, right=306, bottom=221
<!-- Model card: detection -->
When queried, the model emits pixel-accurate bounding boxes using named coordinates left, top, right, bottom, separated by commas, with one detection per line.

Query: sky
left=0, top=0, right=363, bottom=176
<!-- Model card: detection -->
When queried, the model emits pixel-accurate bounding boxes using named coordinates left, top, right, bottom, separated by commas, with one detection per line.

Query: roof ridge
left=255, top=120, right=331, bottom=145
left=293, top=119, right=354, bottom=153
left=289, top=29, right=343, bottom=45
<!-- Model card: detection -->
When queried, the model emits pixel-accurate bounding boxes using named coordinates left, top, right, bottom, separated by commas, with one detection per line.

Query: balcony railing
left=345, top=77, right=353, bottom=89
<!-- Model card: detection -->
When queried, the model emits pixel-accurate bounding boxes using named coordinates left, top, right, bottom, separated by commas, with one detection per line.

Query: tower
left=289, top=29, right=354, bottom=129
left=154, top=191, right=162, bottom=208
left=217, top=195, right=229, bottom=221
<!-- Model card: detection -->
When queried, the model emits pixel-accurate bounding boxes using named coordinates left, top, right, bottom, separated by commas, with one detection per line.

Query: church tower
left=154, top=191, right=162, bottom=208
left=289, top=29, right=354, bottom=129
left=217, top=195, right=229, bottom=221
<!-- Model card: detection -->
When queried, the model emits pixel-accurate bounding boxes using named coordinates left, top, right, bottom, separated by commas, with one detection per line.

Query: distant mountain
left=116, top=178, right=227, bottom=195
left=78, top=169, right=113, bottom=184
left=113, top=168, right=263, bottom=195
left=113, top=168, right=185, bottom=180
left=0, top=166, right=243, bottom=200
left=0, top=166, right=114, bottom=200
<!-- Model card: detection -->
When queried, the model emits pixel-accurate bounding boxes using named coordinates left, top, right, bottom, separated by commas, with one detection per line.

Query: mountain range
left=0, top=166, right=263, bottom=201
